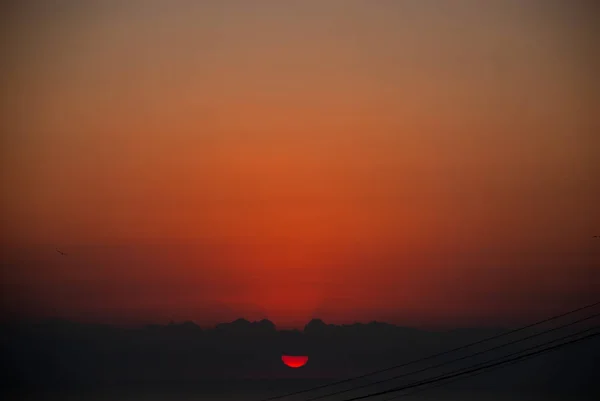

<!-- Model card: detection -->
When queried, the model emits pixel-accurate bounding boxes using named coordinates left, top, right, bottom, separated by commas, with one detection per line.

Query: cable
left=258, top=300, right=600, bottom=401
left=382, top=325, right=599, bottom=400
left=303, top=312, right=599, bottom=401
left=339, top=331, right=600, bottom=401
left=386, top=328, right=597, bottom=400
left=358, top=328, right=600, bottom=400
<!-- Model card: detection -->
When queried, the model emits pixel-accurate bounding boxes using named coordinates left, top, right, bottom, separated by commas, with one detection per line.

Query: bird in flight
left=56, top=249, right=67, bottom=256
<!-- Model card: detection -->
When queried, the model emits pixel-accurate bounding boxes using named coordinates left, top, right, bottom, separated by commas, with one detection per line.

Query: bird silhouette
left=56, top=249, right=67, bottom=256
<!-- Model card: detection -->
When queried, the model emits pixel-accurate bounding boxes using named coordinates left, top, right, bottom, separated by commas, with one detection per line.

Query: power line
left=345, top=329, right=599, bottom=401
left=382, top=325, right=599, bottom=400
left=340, top=331, right=600, bottom=401
left=258, top=300, right=600, bottom=401
left=303, top=312, right=599, bottom=401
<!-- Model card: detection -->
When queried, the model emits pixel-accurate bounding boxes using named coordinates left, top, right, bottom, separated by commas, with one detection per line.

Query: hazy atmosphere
left=2, top=2, right=599, bottom=401
left=1, top=1, right=598, bottom=330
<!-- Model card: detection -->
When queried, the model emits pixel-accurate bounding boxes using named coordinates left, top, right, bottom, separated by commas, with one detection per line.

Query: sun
left=281, top=355, right=309, bottom=368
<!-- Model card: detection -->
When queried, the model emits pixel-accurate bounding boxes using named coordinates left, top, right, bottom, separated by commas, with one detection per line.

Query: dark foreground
left=3, top=319, right=598, bottom=400
left=6, top=381, right=599, bottom=401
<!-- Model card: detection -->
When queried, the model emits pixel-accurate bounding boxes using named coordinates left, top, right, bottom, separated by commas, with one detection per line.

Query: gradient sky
left=1, top=1, right=598, bottom=329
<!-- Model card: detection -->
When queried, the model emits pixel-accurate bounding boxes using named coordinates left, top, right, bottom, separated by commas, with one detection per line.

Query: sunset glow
left=0, top=1, right=597, bottom=330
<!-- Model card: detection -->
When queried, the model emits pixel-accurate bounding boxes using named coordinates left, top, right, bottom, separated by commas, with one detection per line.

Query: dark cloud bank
left=2, top=318, right=598, bottom=400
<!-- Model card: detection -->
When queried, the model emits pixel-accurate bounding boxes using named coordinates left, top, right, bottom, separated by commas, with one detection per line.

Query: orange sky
left=1, top=1, right=598, bottom=328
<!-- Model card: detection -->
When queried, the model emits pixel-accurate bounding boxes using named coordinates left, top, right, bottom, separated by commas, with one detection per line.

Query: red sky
left=1, top=1, right=598, bottom=329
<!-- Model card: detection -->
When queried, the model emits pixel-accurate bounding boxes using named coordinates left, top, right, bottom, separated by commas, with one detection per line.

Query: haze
left=1, top=0, right=598, bottom=329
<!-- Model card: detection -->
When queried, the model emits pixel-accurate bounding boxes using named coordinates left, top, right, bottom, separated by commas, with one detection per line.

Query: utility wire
left=382, top=325, right=599, bottom=400
left=340, top=331, right=600, bottom=401
left=303, top=312, right=599, bottom=401
left=259, top=300, right=600, bottom=401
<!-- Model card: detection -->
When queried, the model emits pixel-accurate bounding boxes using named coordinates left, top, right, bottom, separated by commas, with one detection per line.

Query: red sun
left=282, top=355, right=309, bottom=368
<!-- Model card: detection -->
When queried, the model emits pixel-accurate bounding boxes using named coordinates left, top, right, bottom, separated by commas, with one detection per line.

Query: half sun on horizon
left=1, top=1, right=598, bottom=400
left=282, top=355, right=309, bottom=369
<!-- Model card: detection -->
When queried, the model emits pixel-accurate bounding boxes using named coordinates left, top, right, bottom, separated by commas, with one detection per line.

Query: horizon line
left=1, top=316, right=511, bottom=332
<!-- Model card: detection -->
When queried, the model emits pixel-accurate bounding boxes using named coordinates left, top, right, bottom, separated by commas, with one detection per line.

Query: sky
left=1, top=0, right=598, bottom=329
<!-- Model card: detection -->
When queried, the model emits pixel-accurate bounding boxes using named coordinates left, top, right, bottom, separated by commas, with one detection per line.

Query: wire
left=303, top=312, right=599, bottom=401
left=339, top=331, right=600, bottom=401
left=258, top=300, right=600, bottom=401
left=382, top=325, right=599, bottom=400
